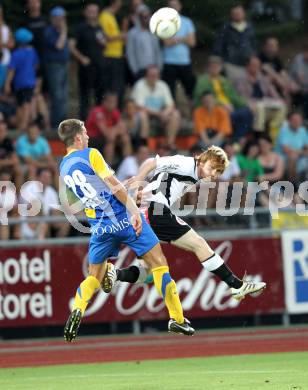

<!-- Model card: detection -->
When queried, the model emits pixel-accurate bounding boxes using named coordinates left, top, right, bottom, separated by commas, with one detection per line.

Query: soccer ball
left=149, top=7, right=181, bottom=40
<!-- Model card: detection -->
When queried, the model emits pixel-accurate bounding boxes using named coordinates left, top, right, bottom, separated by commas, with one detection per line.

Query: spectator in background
left=290, top=44, right=308, bottom=119
left=126, top=5, right=161, bottom=81
left=132, top=65, right=181, bottom=149
left=86, top=91, right=132, bottom=165
left=19, top=215, right=48, bottom=240
left=163, top=0, right=196, bottom=101
left=5, top=28, right=39, bottom=132
left=44, top=7, right=69, bottom=128
left=155, top=143, right=174, bottom=157
left=0, top=170, right=17, bottom=240
left=215, top=140, right=242, bottom=211
left=70, top=3, right=107, bottom=120
left=0, top=90, right=16, bottom=127
left=15, top=122, right=56, bottom=179
left=236, top=140, right=264, bottom=183
left=116, top=143, right=150, bottom=182
left=127, top=0, right=145, bottom=28
left=194, top=56, right=253, bottom=141
left=233, top=56, right=287, bottom=138
left=258, top=134, right=285, bottom=182
left=193, top=91, right=232, bottom=147
left=122, top=98, right=149, bottom=146
left=0, top=114, right=22, bottom=189
left=276, top=112, right=308, bottom=183
left=259, top=37, right=299, bottom=106
left=0, top=3, right=14, bottom=90
left=257, top=133, right=285, bottom=207
left=19, top=167, right=69, bottom=238
left=99, top=0, right=126, bottom=105
left=23, top=0, right=47, bottom=63
left=220, top=140, right=241, bottom=182
left=23, top=0, right=50, bottom=129
left=213, top=5, right=256, bottom=68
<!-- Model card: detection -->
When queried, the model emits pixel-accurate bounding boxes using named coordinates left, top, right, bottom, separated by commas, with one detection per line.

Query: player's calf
left=64, top=265, right=104, bottom=342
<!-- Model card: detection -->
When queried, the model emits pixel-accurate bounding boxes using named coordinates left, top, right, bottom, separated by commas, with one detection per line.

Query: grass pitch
left=0, top=352, right=307, bottom=390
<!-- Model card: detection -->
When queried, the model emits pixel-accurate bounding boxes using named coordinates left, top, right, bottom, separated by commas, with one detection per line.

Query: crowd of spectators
left=0, top=0, right=308, bottom=240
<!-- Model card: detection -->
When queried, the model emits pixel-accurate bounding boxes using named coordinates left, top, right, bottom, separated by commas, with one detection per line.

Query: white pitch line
left=1, top=370, right=304, bottom=382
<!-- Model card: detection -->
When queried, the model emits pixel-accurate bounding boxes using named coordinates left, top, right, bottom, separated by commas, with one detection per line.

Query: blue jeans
left=46, top=62, right=68, bottom=128
left=231, top=107, right=253, bottom=141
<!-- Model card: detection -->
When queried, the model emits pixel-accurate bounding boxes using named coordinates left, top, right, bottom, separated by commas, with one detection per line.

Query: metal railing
left=5, top=206, right=303, bottom=224
left=1, top=206, right=307, bottom=248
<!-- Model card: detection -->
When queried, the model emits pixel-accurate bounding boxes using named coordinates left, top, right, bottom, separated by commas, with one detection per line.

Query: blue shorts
left=88, top=212, right=159, bottom=264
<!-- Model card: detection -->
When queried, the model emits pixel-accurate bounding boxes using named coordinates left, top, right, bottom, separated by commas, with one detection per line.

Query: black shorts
left=15, top=88, right=34, bottom=106
left=145, top=203, right=191, bottom=242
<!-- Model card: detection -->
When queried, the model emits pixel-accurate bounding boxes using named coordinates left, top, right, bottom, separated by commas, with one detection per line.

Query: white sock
left=201, top=253, right=224, bottom=272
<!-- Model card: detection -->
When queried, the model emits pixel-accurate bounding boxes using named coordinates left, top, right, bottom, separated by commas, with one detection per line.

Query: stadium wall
left=0, top=235, right=293, bottom=328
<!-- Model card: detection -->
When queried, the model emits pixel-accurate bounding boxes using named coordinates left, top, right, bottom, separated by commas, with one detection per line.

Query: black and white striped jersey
left=142, top=155, right=199, bottom=208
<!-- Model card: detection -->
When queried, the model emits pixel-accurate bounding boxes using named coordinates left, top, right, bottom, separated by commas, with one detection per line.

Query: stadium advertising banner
left=281, top=230, right=308, bottom=314
left=0, top=238, right=285, bottom=327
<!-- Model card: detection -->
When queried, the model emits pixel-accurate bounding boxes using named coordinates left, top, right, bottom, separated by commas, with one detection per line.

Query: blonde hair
left=195, top=145, right=229, bottom=174
left=58, top=119, right=84, bottom=147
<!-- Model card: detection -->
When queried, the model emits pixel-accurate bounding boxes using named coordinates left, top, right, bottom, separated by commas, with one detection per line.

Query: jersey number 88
left=64, top=170, right=100, bottom=208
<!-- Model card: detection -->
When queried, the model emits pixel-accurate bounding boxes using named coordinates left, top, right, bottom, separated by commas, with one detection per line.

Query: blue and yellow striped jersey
left=59, top=148, right=125, bottom=221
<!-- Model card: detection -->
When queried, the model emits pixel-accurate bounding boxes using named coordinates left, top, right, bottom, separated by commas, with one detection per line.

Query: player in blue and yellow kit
left=58, top=119, right=194, bottom=341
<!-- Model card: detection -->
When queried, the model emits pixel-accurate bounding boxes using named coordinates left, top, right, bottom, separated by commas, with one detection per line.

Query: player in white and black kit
left=103, top=146, right=266, bottom=300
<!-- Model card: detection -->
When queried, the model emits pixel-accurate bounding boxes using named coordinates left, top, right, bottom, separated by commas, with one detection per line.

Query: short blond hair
left=195, top=146, right=229, bottom=174
left=58, top=119, right=84, bottom=147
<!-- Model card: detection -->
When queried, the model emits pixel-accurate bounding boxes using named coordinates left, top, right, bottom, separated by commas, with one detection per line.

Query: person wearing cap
left=4, top=28, right=39, bottom=131
left=126, top=4, right=162, bottom=81
left=44, top=6, right=69, bottom=128
left=194, top=56, right=253, bottom=141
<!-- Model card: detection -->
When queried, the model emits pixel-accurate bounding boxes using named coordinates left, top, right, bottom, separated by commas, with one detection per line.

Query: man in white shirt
left=20, top=167, right=69, bottom=237
left=21, top=168, right=59, bottom=216
left=131, top=65, right=181, bottom=149
left=116, top=144, right=150, bottom=182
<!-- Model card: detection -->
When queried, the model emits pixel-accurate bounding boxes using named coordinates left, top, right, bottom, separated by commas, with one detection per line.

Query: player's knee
left=88, top=263, right=106, bottom=283
left=143, top=246, right=167, bottom=269
left=151, top=253, right=167, bottom=268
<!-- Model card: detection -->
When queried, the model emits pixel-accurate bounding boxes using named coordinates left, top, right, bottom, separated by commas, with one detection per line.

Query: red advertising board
left=0, top=237, right=285, bottom=327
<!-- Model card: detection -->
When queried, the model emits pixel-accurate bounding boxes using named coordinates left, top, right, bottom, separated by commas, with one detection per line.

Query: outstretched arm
left=126, top=158, right=157, bottom=189
left=136, top=158, right=157, bottom=181
left=90, top=148, right=142, bottom=235
left=104, top=174, right=142, bottom=235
